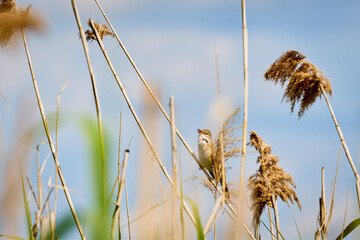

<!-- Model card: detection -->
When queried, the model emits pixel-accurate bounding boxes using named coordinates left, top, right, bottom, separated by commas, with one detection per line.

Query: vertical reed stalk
left=215, top=53, right=226, bottom=200
left=70, top=0, right=106, bottom=206
left=239, top=0, right=249, bottom=198
left=271, top=195, right=280, bottom=240
left=319, top=167, right=326, bottom=240
left=88, top=19, right=197, bottom=227
left=268, top=206, right=275, bottom=240
left=319, top=84, right=360, bottom=209
left=170, top=96, right=179, bottom=239
left=111, top=149, right=130, bottom=240
left=203, top=193, right=225, bottom=235
left=21, top=29, right=85, bottom=239
left=124, top=180, right=131, bottom=240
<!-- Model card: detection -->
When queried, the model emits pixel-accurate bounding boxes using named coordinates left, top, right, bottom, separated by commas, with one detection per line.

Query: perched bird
left=197, top=129, right=215, bottom=177
left=197, top=128, right=229, bottom=192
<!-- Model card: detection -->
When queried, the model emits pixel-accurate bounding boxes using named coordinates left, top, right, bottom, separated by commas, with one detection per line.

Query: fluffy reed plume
left=85, top=19, right=114, bottom=42
left=248, top=131, right=301, bottom=228
left=0, top=0, right=43, bottom=46
left=212, top=108, right=241, bottom=185
left=199, top=108, right=242, bottom=200
left=264, top=50, right=332, bottom=118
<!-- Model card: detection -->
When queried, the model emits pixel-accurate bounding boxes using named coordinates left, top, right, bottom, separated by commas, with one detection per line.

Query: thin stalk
left=319, top=84, right=360, bottom=209
left=54, top=82, right=68, bottom=222
left=111, top=149, right=130, bottom=240
left=239, top=0, right=249, bottom=199
left=124, top=180, right=131, bottom=240
left=70, top=0, right=106, bottom=206
left=272, top=195, right=280, bottom=240
left=215, top=53, right=226, bottom=200
left=203, top=193, right=225, bottom=235
left=320, top=167, right=326, bottom=239
left=170, top=96, right=179, bottom=239
left=21, top=29, right=85, bottom=239
left=88, top=19, right=197, bottom=227
left=340, top=187, right=349, bottom=240
left=268, top=206, right=275, bottom=240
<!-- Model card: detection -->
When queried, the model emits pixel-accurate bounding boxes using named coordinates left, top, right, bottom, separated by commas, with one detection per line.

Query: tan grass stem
left=239, top=0, right=249, bottom=199
left=268, top=206, right=275, bottom=240
left=124, top=180, right=131, bottom=240
left=111, top=149, right=130, bottom=240
left=70, top=0, right=106, bottom=205
left=21, top=28, right=85, bottom=239
left=319, top=167, right=326, bottom=239
left=271, top=195, right=280, bottom=240
left=88, top=19, right=197, bottom=227
left=319, top=84, right=360, bottom=209
left=170, top=96, right=179, bottom=239
left=203, top=192, right=225, bottom=235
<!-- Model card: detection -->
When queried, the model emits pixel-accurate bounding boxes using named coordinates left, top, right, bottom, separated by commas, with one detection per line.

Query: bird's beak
left=197, top=129, right=202, bottom=134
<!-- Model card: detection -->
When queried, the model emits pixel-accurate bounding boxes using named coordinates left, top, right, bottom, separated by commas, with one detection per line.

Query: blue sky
left=0, top=0, right=359, bottom=239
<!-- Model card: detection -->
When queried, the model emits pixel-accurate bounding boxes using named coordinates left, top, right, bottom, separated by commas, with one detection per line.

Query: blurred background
left=0, top=0, right=359, bottom=239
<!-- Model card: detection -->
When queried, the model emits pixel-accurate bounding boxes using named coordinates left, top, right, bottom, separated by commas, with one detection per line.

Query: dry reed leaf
left=264, top=50, right=332, bottom=118
left=85, top=19, right=114, bottom=42
left=248, top=131, right=301, bottom=228
left=0, top=1, right=44, bottom=47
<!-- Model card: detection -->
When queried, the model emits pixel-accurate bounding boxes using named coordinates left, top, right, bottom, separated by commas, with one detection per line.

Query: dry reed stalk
left=70, top=1, right=107, bottom=209
left=87, top=19, right=198, bottom=228
left=239, top=0, right=249, bottom=203
left=319, top=167, right=326, bottom=240
left=248, top=131, right=301, bottom=238
left=264, top=50, right=360, bottom=209
left=203, top=192, right=225, bottom=236
left=271, top=195, right=280, bottom=240
left=111, top=149, right=130, bottom=240
left=215, top=53, right=226, bottom=201
left=21, top=18, right=86, bottom=240
left=170, top=96, right=179, bottom=239
left=124, top=180, right=131, bottom=240
left=340, top=187, right=349, bottom=240
left=267, top=205, right=275, bottom=240
left=54, top=82, right=68, bottom=224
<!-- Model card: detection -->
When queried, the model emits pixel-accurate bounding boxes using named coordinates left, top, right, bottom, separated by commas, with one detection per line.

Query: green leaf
left=184, top=197, right=205, bottom=240
left=335, top=218, right=360, bottom=240
left=20, top=165, right=34, bottom=240
left=0, top=235, right=24, bottom=240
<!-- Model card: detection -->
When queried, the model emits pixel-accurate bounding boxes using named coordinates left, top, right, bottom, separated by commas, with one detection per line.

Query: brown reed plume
left=0, top=0, right=43, bottom=46
left=265, top=50, right=360, bottom=209
left=199, top=108, right=242, bottom=200
left=248, top=131, right=301, bottom=234
left=85, top=19, right=114, bottom=42
left=264, top=50, right=332, bottom=118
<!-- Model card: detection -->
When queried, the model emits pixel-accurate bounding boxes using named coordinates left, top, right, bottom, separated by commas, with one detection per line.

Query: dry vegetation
left=0, top=1, right=359, bottom=240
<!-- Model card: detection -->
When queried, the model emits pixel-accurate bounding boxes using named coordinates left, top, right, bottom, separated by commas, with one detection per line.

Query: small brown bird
left=198, top=129, right=229, bottom=192
left=197, top=129, right=215, bottom=177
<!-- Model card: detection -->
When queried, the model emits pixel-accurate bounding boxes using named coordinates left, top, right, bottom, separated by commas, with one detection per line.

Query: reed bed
left=0, top=1, right=359, bottom=240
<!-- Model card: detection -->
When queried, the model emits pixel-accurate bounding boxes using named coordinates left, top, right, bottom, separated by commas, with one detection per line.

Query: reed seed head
left=248, top=131, right=301, bottom=228
left=85, top=19, right=114, bottom=42
left=264, top=50, right=332, bottom=118
left=0, top=1, right=44, bottom=47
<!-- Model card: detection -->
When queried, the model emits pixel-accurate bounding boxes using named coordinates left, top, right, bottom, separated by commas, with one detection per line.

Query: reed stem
left=21, top=29, right=85, bottom=240
left=319, top=84, right=360, bottom=209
